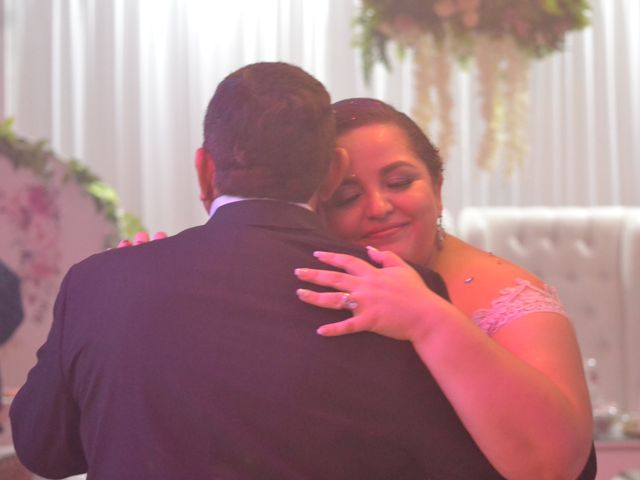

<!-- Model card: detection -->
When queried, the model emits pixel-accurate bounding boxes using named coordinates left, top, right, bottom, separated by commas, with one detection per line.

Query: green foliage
left=0, top=119, right=145, bottom=243
left=354, top=0, right=592, bottom=82
left=0, top=118, right=54, bottom=180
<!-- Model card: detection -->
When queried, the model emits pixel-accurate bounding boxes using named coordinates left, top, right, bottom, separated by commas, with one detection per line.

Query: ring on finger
left=340, top=292, right=359, bottom=311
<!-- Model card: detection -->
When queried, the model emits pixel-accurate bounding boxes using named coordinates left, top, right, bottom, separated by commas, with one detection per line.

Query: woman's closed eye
left=386, top=176, right=416, bottom=190
left=329, top=184, right=362, bottom=208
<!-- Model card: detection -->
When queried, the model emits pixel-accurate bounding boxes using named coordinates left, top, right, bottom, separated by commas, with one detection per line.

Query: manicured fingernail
left=296, top=288, right=310, bottom=299
left=316, top=326, right=329, bottom=335
left=313, top=251, right=327, bottom=258
left=134, top=232, right=149, bottom=243
left=294, top=268, right=307, bottom=276
left=366, top=245, right=378, bottom=251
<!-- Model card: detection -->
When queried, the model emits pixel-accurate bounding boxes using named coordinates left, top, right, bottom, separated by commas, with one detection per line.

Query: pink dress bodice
left=471, top=279, right=567, bottom=336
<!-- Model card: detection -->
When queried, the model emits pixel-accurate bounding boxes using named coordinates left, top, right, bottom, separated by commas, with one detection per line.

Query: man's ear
left=318, top=147, right=349, bottom=202
left=194, top=147, right=216, bottom=213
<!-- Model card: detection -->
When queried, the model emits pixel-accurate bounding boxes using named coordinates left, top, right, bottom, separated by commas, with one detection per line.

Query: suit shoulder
left=413, top=265, right=449, bottom=301
left=66, top=224, right=209, bottom=283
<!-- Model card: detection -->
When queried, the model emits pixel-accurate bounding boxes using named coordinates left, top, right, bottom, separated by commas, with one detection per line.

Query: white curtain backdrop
left=1, top=0, right=638, bottom=235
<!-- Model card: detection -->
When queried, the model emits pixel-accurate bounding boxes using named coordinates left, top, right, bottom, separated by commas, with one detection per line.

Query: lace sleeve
left=471, top=279, right=567, bottom=336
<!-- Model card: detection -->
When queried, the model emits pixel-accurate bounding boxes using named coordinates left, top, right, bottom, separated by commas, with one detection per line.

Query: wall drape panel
left=2, top=0, right=638, bottom=234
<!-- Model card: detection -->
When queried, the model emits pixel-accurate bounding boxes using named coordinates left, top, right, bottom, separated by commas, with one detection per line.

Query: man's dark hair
left=203, top=62, right=335, bottom=202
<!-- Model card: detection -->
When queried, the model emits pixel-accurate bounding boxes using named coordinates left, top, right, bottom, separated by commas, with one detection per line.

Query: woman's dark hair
left=332, top=98, right=443, bottom=184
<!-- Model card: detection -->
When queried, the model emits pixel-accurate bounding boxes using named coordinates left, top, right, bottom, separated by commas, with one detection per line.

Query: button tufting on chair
left=458, top=207, right=640, bottom=412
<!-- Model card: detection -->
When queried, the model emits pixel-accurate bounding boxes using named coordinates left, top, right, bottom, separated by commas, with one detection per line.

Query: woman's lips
left=361, top=223, right=408, bottom=241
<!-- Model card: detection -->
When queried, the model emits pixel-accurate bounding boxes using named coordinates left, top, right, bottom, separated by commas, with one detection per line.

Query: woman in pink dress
left=294, top=98, right=594, bottom=480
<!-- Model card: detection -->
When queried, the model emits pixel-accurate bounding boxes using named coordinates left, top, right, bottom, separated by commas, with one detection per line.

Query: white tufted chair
left=456, top=207, right=640, bottom=412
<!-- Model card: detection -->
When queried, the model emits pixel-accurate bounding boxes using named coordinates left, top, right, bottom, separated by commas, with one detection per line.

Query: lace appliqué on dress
left=471, top=278, right=567, bottom=336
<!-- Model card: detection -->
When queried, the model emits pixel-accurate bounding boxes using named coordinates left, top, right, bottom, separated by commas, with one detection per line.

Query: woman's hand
left=294, top=247, right=453, bottom=341
left=117, top=231, right=167, bottom=248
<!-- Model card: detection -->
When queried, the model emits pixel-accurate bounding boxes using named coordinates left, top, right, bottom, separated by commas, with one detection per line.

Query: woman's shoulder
left=437, top=235, right=545, bottom=318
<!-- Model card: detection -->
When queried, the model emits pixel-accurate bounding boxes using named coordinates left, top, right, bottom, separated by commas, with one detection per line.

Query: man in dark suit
left=10, top=62, right=505, bottom=479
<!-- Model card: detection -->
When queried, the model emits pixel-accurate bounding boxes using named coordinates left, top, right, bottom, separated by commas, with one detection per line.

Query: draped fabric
left=441, top=0, right=640, bottom=219
left=1, top=0, right=638, bottom=234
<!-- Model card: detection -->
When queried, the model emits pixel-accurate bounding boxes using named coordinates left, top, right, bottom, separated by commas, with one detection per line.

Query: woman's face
left=323, top=123, right=442, bottom=266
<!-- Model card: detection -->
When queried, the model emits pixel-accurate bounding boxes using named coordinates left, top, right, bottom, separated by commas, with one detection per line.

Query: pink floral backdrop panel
left=0, top=154, right=116, bottom=396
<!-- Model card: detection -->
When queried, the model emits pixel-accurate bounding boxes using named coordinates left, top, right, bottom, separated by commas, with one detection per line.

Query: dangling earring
left=436, top=215, right=446, bottom=250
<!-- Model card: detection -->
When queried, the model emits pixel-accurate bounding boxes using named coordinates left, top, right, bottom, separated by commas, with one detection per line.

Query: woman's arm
left=295, top=248, right=593, bottom=480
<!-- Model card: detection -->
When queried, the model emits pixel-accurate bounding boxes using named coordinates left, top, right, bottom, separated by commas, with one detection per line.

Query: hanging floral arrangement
left=353, top=0, right=590, bottom=171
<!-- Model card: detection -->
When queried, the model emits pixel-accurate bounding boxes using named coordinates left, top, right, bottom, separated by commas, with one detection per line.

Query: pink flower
left=434, top=0, right=457, bottom=18
left=392, top=14, right=422, bottom=43
left=457, top=0, right=481, bottom=12
left=515, top=20, right=531, bottom=37
left=503, top=9, right=531, bottom=37
left=462, top=11, right=479, bottom=28
left=30, top=258, right=58, bottom=277
left=554, top=19, right=571, bottom=36
left=27, top=185, right=57, bottom=218
left=9, top=206, right=28, bottom=230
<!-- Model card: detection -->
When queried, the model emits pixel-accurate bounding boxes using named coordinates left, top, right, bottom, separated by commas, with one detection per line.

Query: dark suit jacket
left=0, top=260, right=23, bottom=345
left=11, top=200, right=511, bottom=479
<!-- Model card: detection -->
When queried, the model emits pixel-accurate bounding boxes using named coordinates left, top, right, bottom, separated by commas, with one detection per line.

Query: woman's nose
left=365, top=191, right=393, bottom=219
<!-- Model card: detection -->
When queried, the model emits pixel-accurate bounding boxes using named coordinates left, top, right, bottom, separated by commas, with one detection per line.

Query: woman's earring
left=436, top=215, right=446, bottom=250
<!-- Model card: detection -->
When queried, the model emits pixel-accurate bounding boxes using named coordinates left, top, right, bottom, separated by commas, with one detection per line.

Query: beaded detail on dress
left=471, top=278, right=567, bottom=336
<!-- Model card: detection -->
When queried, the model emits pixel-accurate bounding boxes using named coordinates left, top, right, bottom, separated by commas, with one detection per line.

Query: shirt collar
left=209, top=195, right=313, bottom=218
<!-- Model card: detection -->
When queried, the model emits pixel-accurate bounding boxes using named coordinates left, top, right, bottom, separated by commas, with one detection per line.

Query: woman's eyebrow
left=380, top=161, right=419, bottom=175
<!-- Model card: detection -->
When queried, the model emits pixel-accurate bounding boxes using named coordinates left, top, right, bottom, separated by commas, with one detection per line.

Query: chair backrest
left=457, top=207, right=640, bottom=412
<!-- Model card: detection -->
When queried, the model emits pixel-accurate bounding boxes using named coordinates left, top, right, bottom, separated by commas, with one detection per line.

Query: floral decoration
left=353, top=0, right=590, bottom=171
left=0, top=118, right=144, bottom=243
left=0, top=118, right=144, bottom=322
left=355, top=0, right=590, bottom=78
left=0, top=183, right=61, bottom=323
